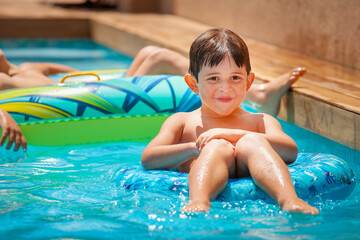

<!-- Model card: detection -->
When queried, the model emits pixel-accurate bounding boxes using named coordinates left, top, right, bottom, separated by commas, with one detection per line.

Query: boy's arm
left=141, top=113, right=199, bottom=170
left=196, top=114, right=297, bottom=163
left=257, top=114, right=298, bottom=163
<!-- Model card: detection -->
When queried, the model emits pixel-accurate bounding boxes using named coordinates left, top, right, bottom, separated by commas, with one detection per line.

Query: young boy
left=141, top=28, right=319, bottom=215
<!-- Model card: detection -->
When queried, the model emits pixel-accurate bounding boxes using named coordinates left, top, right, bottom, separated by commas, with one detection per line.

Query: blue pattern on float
left=114, top=153, right=355, bottom=202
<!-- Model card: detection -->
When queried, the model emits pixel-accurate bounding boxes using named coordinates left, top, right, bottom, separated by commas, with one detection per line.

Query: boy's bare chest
left=180, top=115, right=259, bottom=142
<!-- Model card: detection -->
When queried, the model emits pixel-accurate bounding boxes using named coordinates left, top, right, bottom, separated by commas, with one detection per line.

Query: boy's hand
left=196, top=128, right=243, bottom=150
left=0, top=109, right=27, bottom=151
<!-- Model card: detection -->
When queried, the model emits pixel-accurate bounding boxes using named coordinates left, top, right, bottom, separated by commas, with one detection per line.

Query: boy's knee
left=235, top=133, right=267, bottom=155
left=200, top=139, right=235, bottom=170
left=237, top=132, right=265, bottom=143
left=203, top=139, right=235, bottom=158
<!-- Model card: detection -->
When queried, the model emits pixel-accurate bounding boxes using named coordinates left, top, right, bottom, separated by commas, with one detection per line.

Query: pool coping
left=0, top=2, right=359, bottom=151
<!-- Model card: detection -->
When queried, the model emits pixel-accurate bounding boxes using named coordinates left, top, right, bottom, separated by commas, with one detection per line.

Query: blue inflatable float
left=116, top=153, right=355, bottom=201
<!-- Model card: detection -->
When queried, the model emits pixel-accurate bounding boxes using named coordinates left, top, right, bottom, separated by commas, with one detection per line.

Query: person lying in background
left=0, top=49, right=76, bottom=90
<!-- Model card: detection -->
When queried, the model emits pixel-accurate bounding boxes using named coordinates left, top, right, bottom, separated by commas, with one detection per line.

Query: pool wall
left=0, top=18, right=90, bottom=38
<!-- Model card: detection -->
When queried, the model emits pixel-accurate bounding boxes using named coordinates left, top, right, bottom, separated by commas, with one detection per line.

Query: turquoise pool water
left=0, top=39, right=359, bottom=239
left=0, top=39, right=133, bottom=70
left=0, top=124, right=359, bottom=239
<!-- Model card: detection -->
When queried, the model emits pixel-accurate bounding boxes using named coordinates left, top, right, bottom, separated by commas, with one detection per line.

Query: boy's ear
left=184, top=74, right=199, bottom=94
left=246, top=72, right=255, bottom=91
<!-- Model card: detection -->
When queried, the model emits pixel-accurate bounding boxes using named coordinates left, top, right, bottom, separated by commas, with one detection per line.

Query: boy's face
left=187, top=55, right=254, bottom=116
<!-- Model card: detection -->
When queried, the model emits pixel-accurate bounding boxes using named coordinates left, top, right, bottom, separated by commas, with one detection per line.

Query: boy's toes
left=182, top=200, right=211, bottom=212
left=307, top=206, right=319, bottom=215
left=281, top=198, right=319, bottom=215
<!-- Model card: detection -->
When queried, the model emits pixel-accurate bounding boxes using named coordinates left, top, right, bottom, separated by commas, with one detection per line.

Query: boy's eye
left=231, top=76, right=242, bottom=81
left=207, top=76, right=219, bottom=81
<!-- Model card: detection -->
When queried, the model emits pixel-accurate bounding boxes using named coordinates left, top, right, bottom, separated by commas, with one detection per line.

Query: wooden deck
left=0, top=0, right=359, bottom=150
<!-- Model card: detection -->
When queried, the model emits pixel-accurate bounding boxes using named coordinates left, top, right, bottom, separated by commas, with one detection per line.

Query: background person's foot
left=252, top=67, right=306, bottom=116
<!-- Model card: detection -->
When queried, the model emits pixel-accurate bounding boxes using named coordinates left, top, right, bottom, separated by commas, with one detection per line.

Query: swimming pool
left=0, top=39, right=359, bottom=239
left=0, top=38, right=133, bottom=71
left=1, top=130, right=359, bottom=239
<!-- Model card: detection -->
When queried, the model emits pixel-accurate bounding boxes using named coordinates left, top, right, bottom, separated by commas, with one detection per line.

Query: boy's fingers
left=198, top=137, right=206, bottom=149
left=196, top=138, right=204, bottom=150
left=196, top=135, right=202, bottom=144
left=195, top=139, right=201, bottom=150
left=203, top=136, right=214, bottom=147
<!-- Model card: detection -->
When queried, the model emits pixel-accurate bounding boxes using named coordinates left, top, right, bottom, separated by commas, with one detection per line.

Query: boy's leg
left=245, top=68, right=306, bottom=116
left=235, top=133, right=319, bottom=215
left=125, top=46, right=188, bottom=77
left=182, top=139, right=235, bottom=212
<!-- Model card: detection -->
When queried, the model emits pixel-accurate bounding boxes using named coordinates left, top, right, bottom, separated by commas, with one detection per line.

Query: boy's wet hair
left=188, top=28, right=251, bottom=81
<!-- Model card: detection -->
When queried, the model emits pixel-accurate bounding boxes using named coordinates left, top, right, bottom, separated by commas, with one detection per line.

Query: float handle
left=60, top=72, right=101, bottom=83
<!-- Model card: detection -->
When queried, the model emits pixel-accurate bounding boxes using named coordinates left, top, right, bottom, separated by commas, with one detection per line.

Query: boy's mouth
left=216, top=97, right=233, bottom=103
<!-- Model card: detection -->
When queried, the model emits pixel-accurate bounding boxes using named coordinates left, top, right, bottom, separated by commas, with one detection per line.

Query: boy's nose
left=219, top=81, right=232, bottom=91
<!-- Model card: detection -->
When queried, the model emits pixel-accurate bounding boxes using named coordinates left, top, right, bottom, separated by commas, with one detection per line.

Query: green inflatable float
left=0, top=72, right=200, bottom=145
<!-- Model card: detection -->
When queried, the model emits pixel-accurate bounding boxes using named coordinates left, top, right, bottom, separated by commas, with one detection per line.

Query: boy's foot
left=181, top=200, right=211, bottom=212
left=251, top=67, right=306, bottom=116
left=279, top=197, right=319, bottom=215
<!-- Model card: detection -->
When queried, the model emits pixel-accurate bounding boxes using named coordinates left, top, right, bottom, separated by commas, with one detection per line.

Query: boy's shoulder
left=169, top=111, right=193, bottom=119
left=165, top=110, right=197, bottom=123
left=243, top=110, right=276, bottom=120
left=245, top=112, right=283, bottom=132
left=172, top=109, right=200, bottom=117
left=165, top=110, right=200, bottom=126
left=241, top=111, right=280, bottom=126
left=161, top=111, right=198, bottom=133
